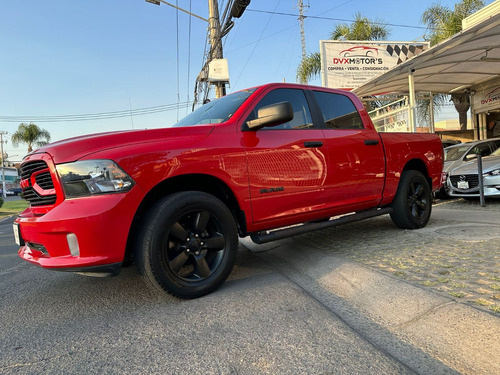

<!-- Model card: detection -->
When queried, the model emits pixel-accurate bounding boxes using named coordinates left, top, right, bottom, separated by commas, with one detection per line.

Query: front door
left=242, top=88, right=329, bottom=227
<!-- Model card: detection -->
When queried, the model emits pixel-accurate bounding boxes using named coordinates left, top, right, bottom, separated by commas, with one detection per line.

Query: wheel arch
left=402, top=158, right=432, bottom=189
left=125, top=174, right=247, bottom=263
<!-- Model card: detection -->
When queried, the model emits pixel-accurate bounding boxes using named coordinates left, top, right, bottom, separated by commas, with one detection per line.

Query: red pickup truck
left=14, top=83, right=443, bottom=298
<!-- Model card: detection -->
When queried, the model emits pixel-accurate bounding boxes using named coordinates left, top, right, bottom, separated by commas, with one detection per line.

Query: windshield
left=173, top=89, right=256, bottom=127
left=444, top=145, right=470, bottom=162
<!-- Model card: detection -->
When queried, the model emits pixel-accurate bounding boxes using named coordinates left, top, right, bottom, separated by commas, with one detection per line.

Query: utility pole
left=146, top=0, right=250, bottom=106
left=208, top=0, right=225, bottom=98
left=298, top=0, right=307, bottom=62
left=193, top=0, right=249, bottom=107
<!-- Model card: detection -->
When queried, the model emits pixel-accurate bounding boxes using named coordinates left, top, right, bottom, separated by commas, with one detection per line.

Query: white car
left=447, top=146, right=500, bottom=198
left=436, top=138, right=500, bottom=198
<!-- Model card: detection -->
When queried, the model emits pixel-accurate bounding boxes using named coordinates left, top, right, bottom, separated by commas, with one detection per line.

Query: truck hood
left=27, top=126, right=214, bottom=164
left=450, top=155, right=500, bottom=175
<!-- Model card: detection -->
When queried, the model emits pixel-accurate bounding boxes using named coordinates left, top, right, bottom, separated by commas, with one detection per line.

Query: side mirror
left=465, top=153, right=477, bottom=161
left=246, top=101, right=294, bottom=130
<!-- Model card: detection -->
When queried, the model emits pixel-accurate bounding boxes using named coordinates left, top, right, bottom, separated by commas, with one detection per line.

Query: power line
left=225, top=23, right=297, bottom=53
left=0, top=102, right=192, bottom=123
left=245, top=8, right=448, bottom=32
left=318, top=1, right=355, bottom=16
left=233, top=0, right=283, bottom=88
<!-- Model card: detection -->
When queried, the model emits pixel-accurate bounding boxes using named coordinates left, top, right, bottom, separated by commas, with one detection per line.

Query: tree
left=297, top=13, right=390, bottom=84
left=330, top=12, right=390, bottom=41
left=421, top=0, right=485, bottom=130
left=11, top=122, right=51, bottom=153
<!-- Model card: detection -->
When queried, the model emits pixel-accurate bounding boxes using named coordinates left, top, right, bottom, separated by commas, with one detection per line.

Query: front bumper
left=15, top=188, right=142, bottom=273
left=448, top=174, right=500, bottom=198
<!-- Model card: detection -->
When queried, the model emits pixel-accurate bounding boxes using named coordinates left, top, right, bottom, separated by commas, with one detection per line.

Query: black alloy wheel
left=163, top=209, right=226, bottom=282
left=390, top=170, right=432, bottom=229
left=135, top=191, right=238, bottom=299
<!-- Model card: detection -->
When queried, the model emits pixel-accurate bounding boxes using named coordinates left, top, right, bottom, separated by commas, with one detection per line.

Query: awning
left=353, top=12, right=500, bottom=97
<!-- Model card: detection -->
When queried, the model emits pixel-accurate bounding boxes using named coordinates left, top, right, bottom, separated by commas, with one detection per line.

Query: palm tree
left=297, top=13, right=390, bottom=84
left=421, top=0, right=485, bottom=130
left=330, top=12, right=390, bottom=41
left=11, top=122, right=51, bottom=153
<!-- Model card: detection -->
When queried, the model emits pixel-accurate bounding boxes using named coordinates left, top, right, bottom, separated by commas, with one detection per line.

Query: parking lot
left=1, top=198, right=499, bottom=374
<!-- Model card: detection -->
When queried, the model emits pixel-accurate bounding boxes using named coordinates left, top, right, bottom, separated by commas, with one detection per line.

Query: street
left=2, top=201, right=499, bottom=374
left=0, top=215, right=416, bottom=375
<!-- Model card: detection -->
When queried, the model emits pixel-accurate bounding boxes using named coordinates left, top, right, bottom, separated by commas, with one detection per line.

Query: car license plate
left=13, top=223, right=21, bottom=246
left=457, top=181, right=469, bottom=189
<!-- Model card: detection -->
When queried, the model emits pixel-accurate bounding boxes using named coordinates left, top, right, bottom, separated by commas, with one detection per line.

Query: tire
left=390, top=170, right=432, bottom=229
left=135, top=191, right=238, bottom=299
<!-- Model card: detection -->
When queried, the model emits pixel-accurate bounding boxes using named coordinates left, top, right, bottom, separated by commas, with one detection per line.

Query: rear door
left=241, top=88, right=329, bottom=226
left=311, top=89, right=385, bottom=210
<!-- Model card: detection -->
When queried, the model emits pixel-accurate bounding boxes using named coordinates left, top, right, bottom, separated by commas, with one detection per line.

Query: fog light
left=67, top=233, right=80, bottom=257
left=27, top=242, right=49, bottom=255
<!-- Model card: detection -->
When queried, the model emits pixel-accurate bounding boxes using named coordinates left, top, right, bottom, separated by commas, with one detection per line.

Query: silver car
left=447, top=146, right=500, bottom=198
left=436, top=138, right=500, bottom=198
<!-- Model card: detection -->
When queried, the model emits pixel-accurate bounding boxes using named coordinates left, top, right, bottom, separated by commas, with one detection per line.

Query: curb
left=242, top=223, right=500, bottom=374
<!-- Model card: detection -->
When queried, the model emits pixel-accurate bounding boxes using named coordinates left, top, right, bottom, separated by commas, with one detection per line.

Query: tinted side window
left=469, top=142, right=494, bottom=157
left=246, top=88, right=313, bottom=130
left=491, top=139, right=500, bottom=151
left=313, top=91, right=364, bottom=129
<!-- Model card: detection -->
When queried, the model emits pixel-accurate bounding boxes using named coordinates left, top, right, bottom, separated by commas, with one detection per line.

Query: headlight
left=484, top=169, right=500, bottom=177
left=56, top=160, right=135, bottom=198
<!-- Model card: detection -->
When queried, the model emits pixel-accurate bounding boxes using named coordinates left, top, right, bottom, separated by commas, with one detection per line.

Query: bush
left=0, top=197, right=3, bottom=209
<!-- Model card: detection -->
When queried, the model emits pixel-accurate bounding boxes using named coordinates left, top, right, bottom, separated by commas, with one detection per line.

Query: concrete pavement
left=2, top=198, right=499, bottom=374
left=241, top=198, right=500, bottom=374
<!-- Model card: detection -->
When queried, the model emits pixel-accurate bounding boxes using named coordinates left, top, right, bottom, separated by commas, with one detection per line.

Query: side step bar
left=250, top=207, right=393, bottom=245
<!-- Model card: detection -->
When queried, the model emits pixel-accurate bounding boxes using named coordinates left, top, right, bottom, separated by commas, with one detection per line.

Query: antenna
left=297, top=0, right=308, bottom=61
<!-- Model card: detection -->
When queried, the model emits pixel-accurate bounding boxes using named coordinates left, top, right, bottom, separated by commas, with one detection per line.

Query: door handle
left=304, top=141, right=323, bottom=148
left=364, top=139, right=379, bottom=145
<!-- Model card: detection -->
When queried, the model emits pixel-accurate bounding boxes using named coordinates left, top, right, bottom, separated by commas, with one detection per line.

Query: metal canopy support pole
left=408, top=69, right=417, bottom=132
left=478, top=114, right=482, bottom=140
left=429, top=92, right=435, bottom=133
left=470, top=91, right=477, bottom=140
left=478, top=113, right=486, bottom=140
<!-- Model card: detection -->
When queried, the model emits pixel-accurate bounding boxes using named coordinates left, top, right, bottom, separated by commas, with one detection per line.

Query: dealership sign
left=320, top=41, right=429, bottom=90
left=474, top=86, right=500, bottom=112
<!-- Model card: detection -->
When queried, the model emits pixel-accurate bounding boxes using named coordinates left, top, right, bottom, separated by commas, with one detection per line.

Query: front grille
left=35, top=171, right=54, bottom=190
left=20, top=160, right=57, bottom=206
left=449, top=174, right=480, bottom=189
left=20, top=160, right=48, bottom=180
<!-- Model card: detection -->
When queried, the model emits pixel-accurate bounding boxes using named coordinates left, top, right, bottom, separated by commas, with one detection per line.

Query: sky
left=1, top=0, right=495, bottom=161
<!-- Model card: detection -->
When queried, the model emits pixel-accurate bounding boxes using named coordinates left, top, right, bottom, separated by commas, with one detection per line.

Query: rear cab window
left=312, top=90, right=364, bottom=130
